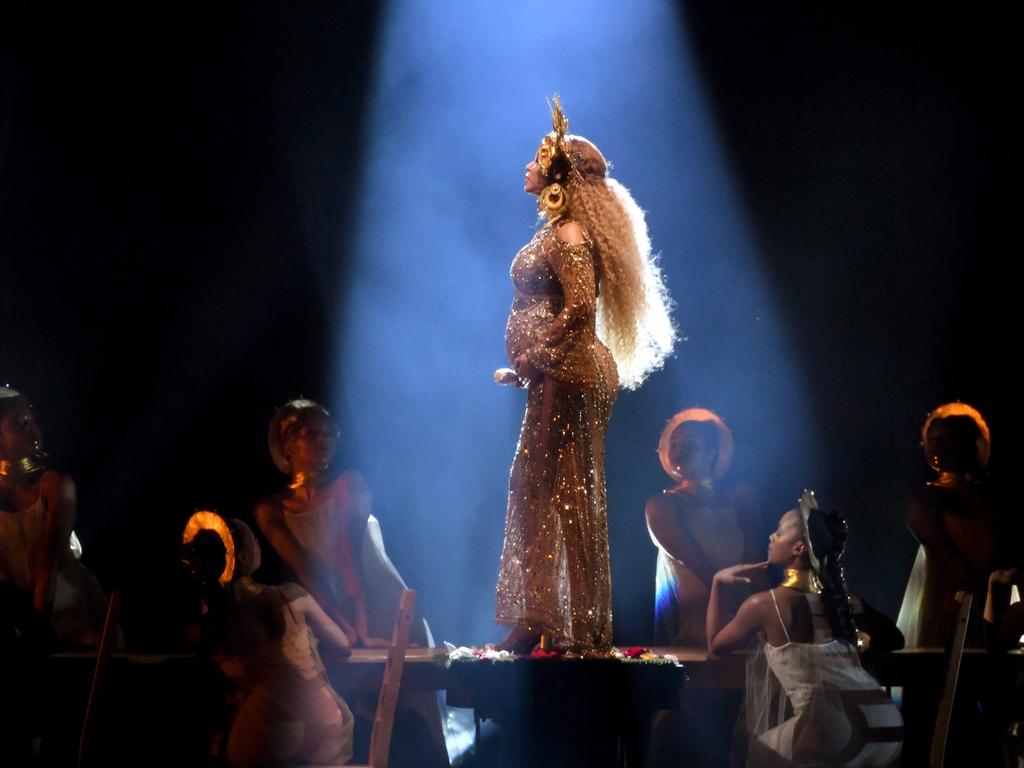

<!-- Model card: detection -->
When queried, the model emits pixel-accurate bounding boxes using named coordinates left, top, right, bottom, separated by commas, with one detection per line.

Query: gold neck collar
left=0, top=454, right=48, bottom=482
left=780, top=567, right=822, bottom=594
left=929, top=471, right=979, bottom=488
left=668, top=476, right=714, bottom=498
left=289, top=469, right=328, bottom=491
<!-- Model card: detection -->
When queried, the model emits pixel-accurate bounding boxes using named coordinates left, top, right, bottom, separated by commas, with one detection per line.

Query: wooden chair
left=348, top=588, right=417, bottom=768
left=929, top=590, right=973, bottom=768
left=77, top=588, right=122, bottom=768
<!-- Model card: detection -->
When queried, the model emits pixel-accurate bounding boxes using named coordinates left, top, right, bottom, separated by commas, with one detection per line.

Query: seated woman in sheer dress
left=707, top=491, right=902, bottom=768
left=183, top=512, right=354, bottom=767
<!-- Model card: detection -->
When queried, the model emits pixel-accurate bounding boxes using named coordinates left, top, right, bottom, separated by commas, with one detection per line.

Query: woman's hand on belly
left=514, top=353, right=543, bottom=384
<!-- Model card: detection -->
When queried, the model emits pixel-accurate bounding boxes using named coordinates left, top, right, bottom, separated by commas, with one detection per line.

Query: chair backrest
left=929, top=590, right=973, bottom=768
left=368, top=588, right=416, bottom=768
left=78, top=588, right=122, bottom=768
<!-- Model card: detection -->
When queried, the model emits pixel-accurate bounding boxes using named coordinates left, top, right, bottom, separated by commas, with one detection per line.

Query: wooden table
left=42, top=645, right=1023, bottom=766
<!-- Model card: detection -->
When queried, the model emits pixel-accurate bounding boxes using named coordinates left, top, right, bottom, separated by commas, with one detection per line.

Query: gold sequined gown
left=495, top=219, right=619, bottom=650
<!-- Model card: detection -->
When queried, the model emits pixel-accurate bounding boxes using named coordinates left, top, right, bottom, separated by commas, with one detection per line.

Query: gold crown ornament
left=535, top=94, right=581, bottom=219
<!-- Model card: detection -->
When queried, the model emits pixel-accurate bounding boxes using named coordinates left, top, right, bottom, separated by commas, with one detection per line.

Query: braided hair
left=805, top=508, right=859, bottom=644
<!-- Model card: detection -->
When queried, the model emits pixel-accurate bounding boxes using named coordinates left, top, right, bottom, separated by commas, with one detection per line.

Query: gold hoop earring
left=538, top=182, right=569, bottom=218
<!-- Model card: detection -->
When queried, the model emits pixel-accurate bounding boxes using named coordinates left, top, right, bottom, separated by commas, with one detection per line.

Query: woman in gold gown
left=494, top=97, right=675, bottom=653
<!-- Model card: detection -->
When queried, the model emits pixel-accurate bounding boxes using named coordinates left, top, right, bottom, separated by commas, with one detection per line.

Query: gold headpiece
left=183, top=510, right=236, bottom=586
left=797, top=489, right=828, bottom=575
left=921, top=401, right=991, bottom=471
left=657, top=407, right=734, bottom=483
left=535, top=94, right=580, bottom=219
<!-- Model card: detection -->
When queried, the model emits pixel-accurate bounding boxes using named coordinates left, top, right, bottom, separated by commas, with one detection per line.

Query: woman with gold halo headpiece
left=644, top=407, right=763, bottom=648
left=493, top=96, right=675, bottom=653
left=643, top=407, right=763, bottom=767
left=897, top=401, right=1016, bottom=649
left=894, top=403, right=1020, bottom=768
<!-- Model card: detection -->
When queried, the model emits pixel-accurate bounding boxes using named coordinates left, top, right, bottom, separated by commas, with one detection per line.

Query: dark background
left=1, top=2, right=1013, bottom=648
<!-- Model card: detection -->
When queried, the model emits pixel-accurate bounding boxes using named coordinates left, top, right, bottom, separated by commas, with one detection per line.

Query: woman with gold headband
left=494, top=97, right=675, bottom=653
left=707, top=492, right=903, bottom=767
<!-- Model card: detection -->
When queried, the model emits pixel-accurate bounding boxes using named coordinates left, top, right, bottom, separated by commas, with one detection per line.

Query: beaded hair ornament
left=798, top=489, right=839, bottom=577
left=534, top=95, right=584, bottom=219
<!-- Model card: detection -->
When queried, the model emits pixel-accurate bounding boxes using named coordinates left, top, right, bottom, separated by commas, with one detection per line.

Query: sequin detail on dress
left=495, top=220, right=618, bottom=651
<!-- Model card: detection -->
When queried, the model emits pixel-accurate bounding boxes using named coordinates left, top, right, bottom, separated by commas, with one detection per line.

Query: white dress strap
left=768, top=588, right=791, bottom=643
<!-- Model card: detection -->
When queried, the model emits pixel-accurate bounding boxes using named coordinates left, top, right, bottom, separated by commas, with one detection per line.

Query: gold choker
left=289, top=469, right=328, bottom=490
left=668, top=476, right=714, bottom=498
left=780, top=568, right=822, bottom=594
left=0, top=453, right=50, bottom=482
left=929, top=471, right=979, bottom=488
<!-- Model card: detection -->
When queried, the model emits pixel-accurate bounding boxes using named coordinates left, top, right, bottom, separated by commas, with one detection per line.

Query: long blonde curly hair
left=548, top=135, right=675, bottom=389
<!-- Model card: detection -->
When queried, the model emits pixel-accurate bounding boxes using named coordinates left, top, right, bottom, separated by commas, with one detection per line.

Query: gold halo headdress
left=921, top=401, right=991, bottom=471
left=182, top=510, right=235, bottom=586
left=657, top=407, right=734, bottom=483
left=535, top=94, right=582, bottom=219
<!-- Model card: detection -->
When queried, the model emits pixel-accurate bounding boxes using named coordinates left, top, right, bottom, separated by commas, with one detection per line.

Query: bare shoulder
left=645, top=493, right=680, bottom=531
left=645, top=492, right=674, bottom=518
left=279, top=581, right=308, bottom=602
left=335, top=470, right=372, bottom=512
left=254, top=493, right=285, bottom=528
left=739, top=590, right=774, bottom=624
left=31, top=470, right=77, bottom=532
left=556, top=220, right=587, bottom=245
left=767, top=586, right=809, bottom=616
left=745, top=590, right=773, bottom=611
left=39, top=468, right=75, bottom=498
left=337, top=469, right=369, bottom=494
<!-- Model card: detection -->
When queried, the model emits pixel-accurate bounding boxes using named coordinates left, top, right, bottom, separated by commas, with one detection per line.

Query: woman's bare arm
left=294, top=593, right=351, bottom=656
left=706, top=562, right=769, bottom=654
left=32, top=471, right=76, bottom=614
left=984, top=568, right=1022, bottom=651
left=254, top=497, right=359, bottom=640
left=646, top=495, right=719, bottom=586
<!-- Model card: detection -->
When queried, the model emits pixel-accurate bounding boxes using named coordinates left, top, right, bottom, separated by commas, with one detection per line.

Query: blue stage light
left=334, top=0, right=818, bottom=654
